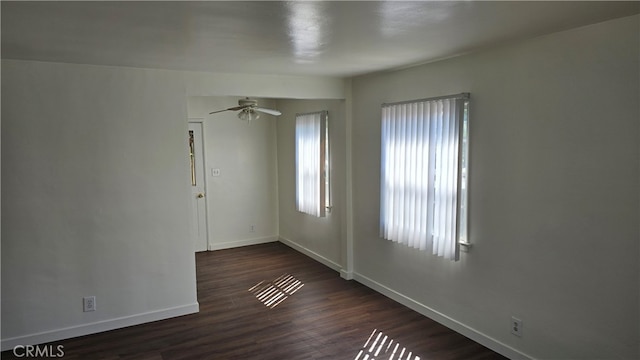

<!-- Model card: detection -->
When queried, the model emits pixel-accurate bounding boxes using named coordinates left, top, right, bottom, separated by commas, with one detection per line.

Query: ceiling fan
left=209, top=97, right=282, bottom=121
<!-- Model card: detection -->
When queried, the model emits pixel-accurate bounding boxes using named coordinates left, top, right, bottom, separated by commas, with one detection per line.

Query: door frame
left=188, top=118, right=211, bottom=251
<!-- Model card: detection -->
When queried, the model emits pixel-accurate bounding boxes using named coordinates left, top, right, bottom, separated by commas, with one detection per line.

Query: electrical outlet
left=83, top=296, right=96, bottom=312
left=511, top=316, right=523, bottom=337
left=249, top=225, right=255, bottom=233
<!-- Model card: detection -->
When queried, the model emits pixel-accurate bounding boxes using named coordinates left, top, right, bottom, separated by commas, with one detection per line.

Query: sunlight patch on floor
left=248, top=273, right=304, bottom=308
left=354, top=329, right=421, bottom=360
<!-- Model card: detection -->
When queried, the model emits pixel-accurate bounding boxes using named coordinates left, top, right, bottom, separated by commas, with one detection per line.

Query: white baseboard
left=352, top=273, right=533, bottom=360
left=1, top=303, right=199, bottom=352
left=208, top=236, right=278, bottom=251
left=278, top=237, right=342, bottom=273
left=340, top=270, right=354, bottom=280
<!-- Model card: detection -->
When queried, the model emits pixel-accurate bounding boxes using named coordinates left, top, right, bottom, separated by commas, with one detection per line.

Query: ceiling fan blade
left=254, top=107, right=282, bottom=116
left=209, top=105, right=248, bottom=115
left=209, top=109, right=231, bottom=114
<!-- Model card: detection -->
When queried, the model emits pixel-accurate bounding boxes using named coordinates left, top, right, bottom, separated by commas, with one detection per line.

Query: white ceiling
left=2, top=1, right=638, bottom=77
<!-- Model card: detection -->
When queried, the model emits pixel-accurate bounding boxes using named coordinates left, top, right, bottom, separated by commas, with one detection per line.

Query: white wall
left=0, top=59, right=345, bottom=349
left=187, top=97, right=279, bottom=249
left=1, top=60, right=199, bottom=348
left=276, top=99, right=347, bottom=270
left=350, top=15, right=639, bottom=360
left=184, top=72, right=345, bottom=99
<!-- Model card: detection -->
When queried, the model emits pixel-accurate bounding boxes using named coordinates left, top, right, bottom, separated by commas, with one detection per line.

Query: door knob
left=197, top=193, right=205, bottom=198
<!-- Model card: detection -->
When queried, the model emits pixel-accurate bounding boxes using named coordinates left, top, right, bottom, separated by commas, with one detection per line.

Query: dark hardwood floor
left=2, top=242, right=507, bottom=360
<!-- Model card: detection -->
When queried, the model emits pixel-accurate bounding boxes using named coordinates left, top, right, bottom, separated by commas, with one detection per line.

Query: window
left=296, top=111, right=329, bottom=217
left=380, top=93, right=469, bottom=261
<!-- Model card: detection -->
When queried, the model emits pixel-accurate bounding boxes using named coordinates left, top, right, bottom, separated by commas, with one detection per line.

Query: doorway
left=188, top=121, right=209, bottom=252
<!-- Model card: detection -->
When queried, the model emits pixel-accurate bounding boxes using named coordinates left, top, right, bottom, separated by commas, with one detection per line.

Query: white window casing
left=380, top=93, right=469, bottom=261
left=296, top=110, right=329, bottom=217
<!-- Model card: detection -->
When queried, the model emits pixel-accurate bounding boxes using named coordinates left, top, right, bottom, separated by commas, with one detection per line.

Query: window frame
left=380, top=93, right=470, bottom=260
left=295, top=110, right=330, bottom=217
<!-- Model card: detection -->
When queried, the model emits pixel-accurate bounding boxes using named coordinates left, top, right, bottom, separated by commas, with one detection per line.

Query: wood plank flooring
left=1, top=242, right=508, bottom=360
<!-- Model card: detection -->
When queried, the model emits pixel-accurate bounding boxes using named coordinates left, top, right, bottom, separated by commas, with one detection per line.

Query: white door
left=188, top=122, right=208, bottom=252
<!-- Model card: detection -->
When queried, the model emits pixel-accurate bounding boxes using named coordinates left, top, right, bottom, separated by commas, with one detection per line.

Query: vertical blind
left=296, top=111, right=327, bottom=217
left=380, top=94, right=468, bottom=261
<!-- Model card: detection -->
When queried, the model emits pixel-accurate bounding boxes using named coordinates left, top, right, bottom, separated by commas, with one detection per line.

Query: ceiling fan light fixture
left=210, top=97, right=279, bottom=120
left=238, top=108, right=260, bottom=122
